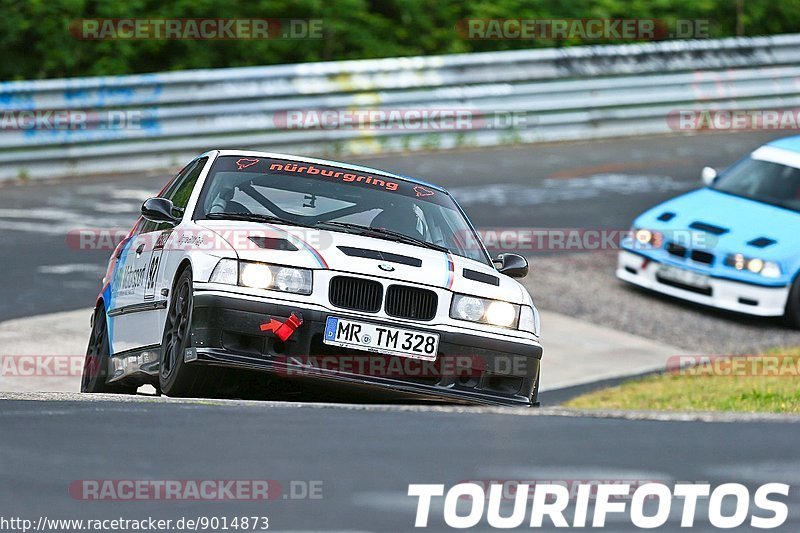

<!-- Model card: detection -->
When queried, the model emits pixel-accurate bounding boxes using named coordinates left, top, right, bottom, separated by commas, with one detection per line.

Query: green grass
left=566, top=348, right=800, bottom=414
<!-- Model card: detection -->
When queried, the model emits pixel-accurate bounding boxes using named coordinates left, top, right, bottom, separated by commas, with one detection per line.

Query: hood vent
left=337, top=246, right=422, bottom=267
left=463, top=268, right=500, bottom=286
left=689, top=221, right=729, bottom=236
left=657, top=212, right=676, bottom=222
left=748, top=237, right=776, bottom=248
left=248, top=236, right=298, bottom=251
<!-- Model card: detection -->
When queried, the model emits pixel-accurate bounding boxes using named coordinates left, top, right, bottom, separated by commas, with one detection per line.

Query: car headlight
left=210, top=259, right=313, bottom=294
left=240, top=262, right=274, bottom=290
left=274, top=266, right=311, bottom=293
left=761, top=262, right=782, bottom=278
left=450, top=294, right=519, bottom=328
left=747, top=258, right=764, bottom=274
left=518, top=305, right=541, bottom=337
left=486, top=301, right=517, bottom=327
left=632, top=228, right=663, bottom=248
left=452, top=296, right=486, bottom=322
left=209, top=258, right=238, bottom=284
left=724, top=254, right=782, bottom=278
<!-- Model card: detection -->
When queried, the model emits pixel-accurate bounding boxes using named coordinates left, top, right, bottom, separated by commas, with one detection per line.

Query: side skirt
left=107, top=344, right=161, bottom=386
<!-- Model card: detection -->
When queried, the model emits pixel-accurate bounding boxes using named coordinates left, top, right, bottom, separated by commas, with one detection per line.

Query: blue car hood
left=635, top=188, right=800, bottom=261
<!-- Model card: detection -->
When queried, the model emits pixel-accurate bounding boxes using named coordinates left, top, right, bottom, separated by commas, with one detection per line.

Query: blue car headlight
left=724, top=254, right=782, bottom=278
left=631, top=228, right=663, bottom=249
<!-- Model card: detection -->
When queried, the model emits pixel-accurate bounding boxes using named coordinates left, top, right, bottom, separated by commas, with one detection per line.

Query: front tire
left=159, top=268, right=209, bottom=396
left=81, top=306, right=136, bottom=394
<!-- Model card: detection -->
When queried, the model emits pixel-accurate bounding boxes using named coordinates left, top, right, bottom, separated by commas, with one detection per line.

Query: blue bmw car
left=617, top=135, right=800, bottom=327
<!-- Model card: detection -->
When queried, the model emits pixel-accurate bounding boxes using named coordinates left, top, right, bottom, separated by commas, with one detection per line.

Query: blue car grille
left=666, top=241, right=715, bottom=266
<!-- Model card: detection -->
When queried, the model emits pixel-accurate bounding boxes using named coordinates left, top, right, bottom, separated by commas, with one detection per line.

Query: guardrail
left=2, top=33, right=800, bottom=180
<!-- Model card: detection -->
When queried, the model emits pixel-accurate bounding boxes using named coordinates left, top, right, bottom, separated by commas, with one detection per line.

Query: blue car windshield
left=714, top=157, right=800, bottom=213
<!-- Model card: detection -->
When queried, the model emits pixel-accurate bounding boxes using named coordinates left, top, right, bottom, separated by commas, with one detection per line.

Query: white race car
left=81, top=151, right=543, bottom=406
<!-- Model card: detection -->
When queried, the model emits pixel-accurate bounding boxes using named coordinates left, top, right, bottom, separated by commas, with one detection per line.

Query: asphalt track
left=3, top=132, right=800, bottom=531
left=0, top=395, right=798, bottom=532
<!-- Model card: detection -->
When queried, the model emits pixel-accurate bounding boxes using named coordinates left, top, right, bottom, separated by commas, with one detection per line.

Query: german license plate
left=657, top=264, right=711, bottom=289
left=323, top=317, right=439, bottom=361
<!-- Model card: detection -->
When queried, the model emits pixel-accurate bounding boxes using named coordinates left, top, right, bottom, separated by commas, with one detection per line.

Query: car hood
left=635, top=188, right=800, bottom=259
left=196, top=220, right=526, bottom=303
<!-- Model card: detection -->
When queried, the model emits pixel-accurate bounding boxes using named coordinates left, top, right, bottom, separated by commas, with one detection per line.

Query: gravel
left=521, top=251, right=800, bottom=354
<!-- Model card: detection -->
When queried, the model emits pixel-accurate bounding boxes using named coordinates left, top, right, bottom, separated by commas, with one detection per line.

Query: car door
left=109, top=159, right=206, bottom=354
left=107, top=220, right=160, bottom=354
left=139, top=157, right=209, bottom=348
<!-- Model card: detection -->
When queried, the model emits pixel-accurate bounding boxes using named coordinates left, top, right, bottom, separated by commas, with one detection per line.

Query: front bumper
left=189, top=290, right=542, bottom=406
left=617, top=250, right=790, bottom=317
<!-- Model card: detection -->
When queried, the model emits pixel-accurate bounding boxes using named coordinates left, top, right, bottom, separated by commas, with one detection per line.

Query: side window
left=140, top=157, right=208, bottom=234
left=139, top=217, right=159, bottom=235
left=165, top=157, right=208, bottom=211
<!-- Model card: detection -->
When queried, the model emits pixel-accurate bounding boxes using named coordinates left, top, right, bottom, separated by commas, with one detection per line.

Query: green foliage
left=0, top=0, right=796, bottom=81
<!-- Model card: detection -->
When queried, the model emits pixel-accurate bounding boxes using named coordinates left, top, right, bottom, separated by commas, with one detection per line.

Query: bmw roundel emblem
left=378, top=263, right=395, bottom=272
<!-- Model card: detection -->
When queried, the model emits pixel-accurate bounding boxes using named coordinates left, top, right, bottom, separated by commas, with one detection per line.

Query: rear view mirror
left=494, top=253, right=529, bottom=278
left=141, top=197, right=180, bottom=225
left=701, top=166, right=718, bottom=186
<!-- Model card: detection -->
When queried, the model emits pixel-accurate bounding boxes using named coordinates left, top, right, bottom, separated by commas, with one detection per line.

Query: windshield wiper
left=205, top=212, right=313, bottom=227
left=318, top=221, right=450, bottom=252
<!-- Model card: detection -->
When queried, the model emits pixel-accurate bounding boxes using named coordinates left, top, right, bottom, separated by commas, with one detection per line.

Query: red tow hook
left=260, top=313, right=303, bottom=341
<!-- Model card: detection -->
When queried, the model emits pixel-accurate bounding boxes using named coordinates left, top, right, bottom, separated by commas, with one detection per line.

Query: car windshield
left=195, top=156, right=490, bottom=264
left=713, top=156, right=800, bottom=212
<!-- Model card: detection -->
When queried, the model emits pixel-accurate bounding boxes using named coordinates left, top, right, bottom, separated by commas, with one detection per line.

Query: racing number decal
left=144, top=231, right=170, bottom=300
left=145, top=255, right=160, bottom=295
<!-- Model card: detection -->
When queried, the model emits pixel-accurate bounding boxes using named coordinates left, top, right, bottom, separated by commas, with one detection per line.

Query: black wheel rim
left=162, top=279, right=191, bottom=379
